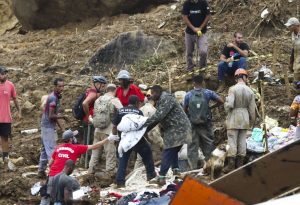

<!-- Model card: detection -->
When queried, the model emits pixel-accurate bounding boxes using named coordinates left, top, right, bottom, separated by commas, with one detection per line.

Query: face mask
left=121, top=80, right=130, bottom=88
left=72, top=137, right=78, bottom=144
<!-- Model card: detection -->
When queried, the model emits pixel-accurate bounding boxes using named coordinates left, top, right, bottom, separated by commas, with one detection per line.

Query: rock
left=87, top=30, right=177, bottom=72
left=22, top=100, right=36, bottom=113
left=12, top=0, right=172, bottom=30
left=11, top=157, right=24, bottom=166
left=32, top=90, right=47, bottom=102
left=0, top=0, right=19, bottom=35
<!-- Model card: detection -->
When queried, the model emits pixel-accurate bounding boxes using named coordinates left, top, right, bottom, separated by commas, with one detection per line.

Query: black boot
left=236, top=156, right=245, bottom=168
left=223, top=157, right=235, bottom=174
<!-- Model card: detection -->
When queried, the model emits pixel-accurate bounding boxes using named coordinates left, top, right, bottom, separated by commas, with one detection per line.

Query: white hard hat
left=285, top=17, right=300, bottom=27
left=117, top=70, right=131, bottom=79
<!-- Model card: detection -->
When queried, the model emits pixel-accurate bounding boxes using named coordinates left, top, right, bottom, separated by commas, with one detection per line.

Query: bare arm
left=220, top=54, right=230, bottom=62
left=210, top=96, right=224, bottom=109
left=228, top=43, right=249, bottom=57
left=12, top=97, right=21, bottom=119
left=182, top=15, right=197, bottom=33
left=82, top=92, right=97, bottom=117
left=49, top=107, right=67, bottom=121
left=87, top=138, right=108, bottom=150
left=199, top=14, right=211, bottom=30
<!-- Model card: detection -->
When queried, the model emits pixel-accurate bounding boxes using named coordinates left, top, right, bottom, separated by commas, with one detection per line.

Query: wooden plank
left=170, top=176, right=244, bottom=205
left=210, top=139, right=300, bottom=204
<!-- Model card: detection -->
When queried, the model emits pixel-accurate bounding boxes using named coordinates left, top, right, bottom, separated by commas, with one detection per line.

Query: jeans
left=185, top=32, right=208, bottom=70
left=159, top=145, right=183, bottom=176
left=38, top=127, right=57, bottom=172
left=116, top=137, right=155, bottom=185
left=217, top=57, right=247, bottom=81
left=188, top=123, right=215, bottom=170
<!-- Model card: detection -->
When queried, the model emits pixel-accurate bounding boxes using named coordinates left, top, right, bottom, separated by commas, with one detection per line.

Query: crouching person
left=223, top=69, right=256, bottom=173
left=51, top=160, right=79, bottom=205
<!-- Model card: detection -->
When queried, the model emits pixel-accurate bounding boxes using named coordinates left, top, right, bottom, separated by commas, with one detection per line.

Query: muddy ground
left=0, top=0, right=297, bottom=204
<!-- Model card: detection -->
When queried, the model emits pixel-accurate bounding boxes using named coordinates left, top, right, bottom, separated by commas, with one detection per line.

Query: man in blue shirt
left=184, top=75, right=224, bottom=170
left=38, top=78, right=69, bottom=178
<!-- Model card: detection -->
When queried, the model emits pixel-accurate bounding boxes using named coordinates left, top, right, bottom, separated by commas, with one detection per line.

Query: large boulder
left=12, top=0, right=171, bottom=29
left=86, top=30, right=176, bottom=73
left=0, top=0, right=18, bottom=35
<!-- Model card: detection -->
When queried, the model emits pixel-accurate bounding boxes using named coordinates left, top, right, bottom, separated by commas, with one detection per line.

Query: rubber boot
left=236, top=156, right=245, bottom=168
left=217, top=81, right=226, bottom=93
left=149, top=175, right=166, bottom=186
left=223, top=157, right=236, bottom=174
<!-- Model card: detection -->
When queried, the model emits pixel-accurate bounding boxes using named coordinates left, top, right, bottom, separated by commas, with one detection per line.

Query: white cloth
left=117, top=114, right=148, bottom=157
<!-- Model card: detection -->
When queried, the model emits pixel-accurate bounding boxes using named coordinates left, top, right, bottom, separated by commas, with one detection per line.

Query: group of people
left=1, top=1, right=300, bottom=204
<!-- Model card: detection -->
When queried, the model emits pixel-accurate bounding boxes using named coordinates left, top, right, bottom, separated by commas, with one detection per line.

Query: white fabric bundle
left=117, top=114, right=148, bottom=157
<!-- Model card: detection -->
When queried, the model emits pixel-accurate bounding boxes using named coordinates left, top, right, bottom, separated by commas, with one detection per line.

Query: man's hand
left=227, top=43, right=235, bottom=48
left=107, top=133, right=120, bottom=141
left=226, top=58, right=233, bottom=63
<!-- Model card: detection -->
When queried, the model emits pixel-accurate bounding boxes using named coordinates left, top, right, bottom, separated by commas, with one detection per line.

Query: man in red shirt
left=0, top=66, right=21, bottom=161
left=115, top=70, right=145, bottom=106
left=40, top=129, right=119, bottom=205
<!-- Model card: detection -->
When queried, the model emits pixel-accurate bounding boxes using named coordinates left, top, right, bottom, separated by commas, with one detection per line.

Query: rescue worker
left=223, top=69, right=256, bottom=173
left=143, top=85, right=192, bottom=185
left=285, top=17, right=300, bottom=82
left=115, top=70, right=145, bottom=106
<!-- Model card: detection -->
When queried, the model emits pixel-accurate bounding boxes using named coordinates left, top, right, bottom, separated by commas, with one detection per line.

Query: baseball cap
left=0, top=66, right=8, bottom=74
left=62, top=129, right=79, bottom=140
left=285, top=17, right=300, bottom=27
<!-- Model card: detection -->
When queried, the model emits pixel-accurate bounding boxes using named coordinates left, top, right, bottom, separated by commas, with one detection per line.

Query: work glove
left=107, top=133, right=120, bottom=141
left=197, top=30, right=202, bottom=37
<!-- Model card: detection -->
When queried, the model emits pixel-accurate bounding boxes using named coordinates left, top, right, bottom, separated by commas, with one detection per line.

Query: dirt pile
left=0, top=0, right=18, bottom=35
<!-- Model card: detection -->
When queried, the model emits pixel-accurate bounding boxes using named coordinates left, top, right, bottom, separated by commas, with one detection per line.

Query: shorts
left=0, top=123, right=11, bottom=138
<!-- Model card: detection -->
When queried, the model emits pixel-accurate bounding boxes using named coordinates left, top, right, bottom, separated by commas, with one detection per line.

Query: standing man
left=143, top=85, right=192, bottom=185
left=182, top=0, right=211, bottom=71
left=217, top=32, right=250, bottom=92
left=82, top=75, right=107, bottom=166
left=38, top=77, right=68, bottom=178
left=0, top=66, right=21, bottom=161
left=112, top=95, right=156, bottom=188
left=183, top=75, right=224, bottom=170
left=115, top=70, right=145, bottom=106
left=223, top=69, right=256, bottom=173
left=88, top=84, right=123, bottom=179
left=285, top=17, right=300, bottom=82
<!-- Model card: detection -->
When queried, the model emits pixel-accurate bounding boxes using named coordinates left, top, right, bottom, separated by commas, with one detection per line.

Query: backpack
left=93, top=94, right=114, bottom=129
left=72, top=92, right=86, bottom=120
left=188, top=90, right=210, bottom=124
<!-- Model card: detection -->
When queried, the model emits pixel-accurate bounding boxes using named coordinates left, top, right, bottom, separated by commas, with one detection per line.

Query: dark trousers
left=116, top=137, right=155, bottom=185
left=159, top=145, right=183, bottom=176
left=188, top=123, right=215, bottom=170
left=217, top=57, right=247, bottom=81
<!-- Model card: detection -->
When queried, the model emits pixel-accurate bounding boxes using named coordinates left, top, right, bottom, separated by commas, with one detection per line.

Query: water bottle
left=228, top=56, right=234, bottom=67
